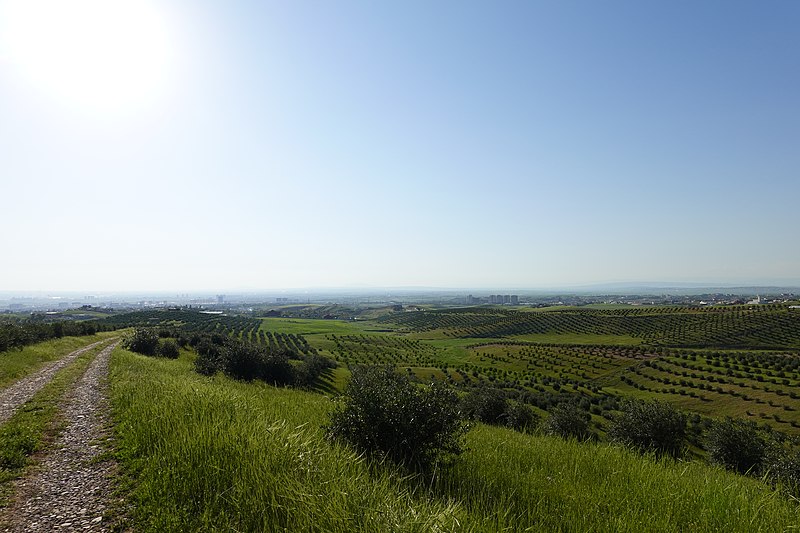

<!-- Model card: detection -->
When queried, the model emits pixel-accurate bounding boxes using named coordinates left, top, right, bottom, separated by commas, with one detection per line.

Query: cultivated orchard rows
left=379, top=305, right=800, bottom=348
left=102, top=307, right=800, bottom=439
left=101, top=310, right=316, bottom=358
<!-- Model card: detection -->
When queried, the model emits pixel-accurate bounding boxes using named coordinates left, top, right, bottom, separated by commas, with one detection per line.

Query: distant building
left=216, top=294, right=225, bottom=304
left=486, top=294, right=519, bottom=305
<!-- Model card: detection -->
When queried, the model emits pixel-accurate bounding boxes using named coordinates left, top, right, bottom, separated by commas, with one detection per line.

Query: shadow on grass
left=307, top=368, right=340, bottom=395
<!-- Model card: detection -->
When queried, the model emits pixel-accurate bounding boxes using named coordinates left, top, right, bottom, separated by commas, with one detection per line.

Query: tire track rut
left=1, top=341, right=121, bottom=532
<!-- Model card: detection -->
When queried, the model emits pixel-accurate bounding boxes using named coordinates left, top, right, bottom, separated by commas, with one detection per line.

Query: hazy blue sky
left=1, top=0, right=798, bottom=291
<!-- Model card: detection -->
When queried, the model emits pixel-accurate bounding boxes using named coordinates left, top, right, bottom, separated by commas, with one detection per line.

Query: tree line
left=0, top=319, right=114, bottom=353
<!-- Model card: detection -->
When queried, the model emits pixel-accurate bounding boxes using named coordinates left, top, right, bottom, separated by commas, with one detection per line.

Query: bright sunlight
left=1, top=0, right=173, bottom=115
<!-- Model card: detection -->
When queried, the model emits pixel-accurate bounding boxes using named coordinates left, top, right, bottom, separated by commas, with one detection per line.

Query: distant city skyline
left=1, top=1, right=798, bottom=292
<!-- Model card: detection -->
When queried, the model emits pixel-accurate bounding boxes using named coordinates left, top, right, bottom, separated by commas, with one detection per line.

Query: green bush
left=157, top=339, right=180, bottom=359
left=706, top=418, right=767, bottom=474
left=294, top=353, right=337, bottom=387
left=326, top=366, right=468, bottom=471
left=194, top=339, right=224, bottom=376
left=764, top=446, right=800, bottom=496
left=190, top=335, right=321, bottom=386
left=608, top=399, right=686, bottom=457
left=461, top=387, right=508, bottom=425
left=123, top=328, right=160, bottom=356
left=222, top=342, right=294, bottom=386
left=543, top=402, right=591, bottom=441
left=503, top=401, right=537, bottom=432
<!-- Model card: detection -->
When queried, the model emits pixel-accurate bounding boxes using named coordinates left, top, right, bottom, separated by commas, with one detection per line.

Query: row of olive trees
left=1, top=320, right=110, bottom=353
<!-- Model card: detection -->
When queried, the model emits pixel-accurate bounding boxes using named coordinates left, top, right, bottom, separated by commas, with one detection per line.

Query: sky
left=0, top=0, right=798, bottom=292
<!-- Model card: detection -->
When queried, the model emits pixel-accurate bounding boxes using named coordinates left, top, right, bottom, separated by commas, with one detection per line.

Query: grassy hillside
left=110, top=347, right=800, bottom=532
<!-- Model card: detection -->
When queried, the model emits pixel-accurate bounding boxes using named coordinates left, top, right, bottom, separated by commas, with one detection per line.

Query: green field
left=258, top=317, right=373, bottom=335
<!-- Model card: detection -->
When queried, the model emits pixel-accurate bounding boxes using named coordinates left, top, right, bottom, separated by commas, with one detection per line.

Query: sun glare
left=1, top=0, right=174, bottom=115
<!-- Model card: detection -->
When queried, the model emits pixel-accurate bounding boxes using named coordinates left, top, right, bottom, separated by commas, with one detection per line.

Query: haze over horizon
left=2, top=1, right=798, bottom=292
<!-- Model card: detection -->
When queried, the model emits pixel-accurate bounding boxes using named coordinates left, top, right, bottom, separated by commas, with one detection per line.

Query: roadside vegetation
left=0, top=319, right=115, bottom=354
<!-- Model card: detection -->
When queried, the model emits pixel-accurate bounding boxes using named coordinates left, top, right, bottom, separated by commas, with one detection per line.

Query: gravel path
left=1, top=341, right=121, bottom=532
left=0, top=339, right=113, bottom=425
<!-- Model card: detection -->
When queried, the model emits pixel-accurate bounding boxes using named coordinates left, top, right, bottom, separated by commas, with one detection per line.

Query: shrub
left=543, top=402, right=591, bottom=441
left=175, top=334, right=189, bottom=349
left=764, top=446, right=800, bottom=496
left=194, top=340, right=224, bottom=376
left=326, top=366, right=468, bottom=471
left=295, top=354, right=337, bottom=387
left=461, top=387, right=508, bottom=425
left=222, top=342, right=294, bottom=386
left=157, top=339, right=180, bottom=359
left=123, top=328, right=160, bottom=356
left=503, top=401, right=537, bottom=432
left=706, top=418, right=767, bottom=474
left=608, top=399, right=686, bottom=458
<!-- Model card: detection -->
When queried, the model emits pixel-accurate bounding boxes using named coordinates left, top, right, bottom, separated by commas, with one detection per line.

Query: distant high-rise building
left=510, top=295, right=519, bottom=305
left=216, top=294, right=225, bottom=304
left=503, top=295, right=511, bottom=304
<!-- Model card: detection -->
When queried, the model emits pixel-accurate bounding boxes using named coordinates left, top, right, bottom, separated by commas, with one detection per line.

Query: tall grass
left=436, top=426, right=800, bottom=531
left=110, top=348, right=800, bottom=532
left=110, top=349, right=462, bottom=532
